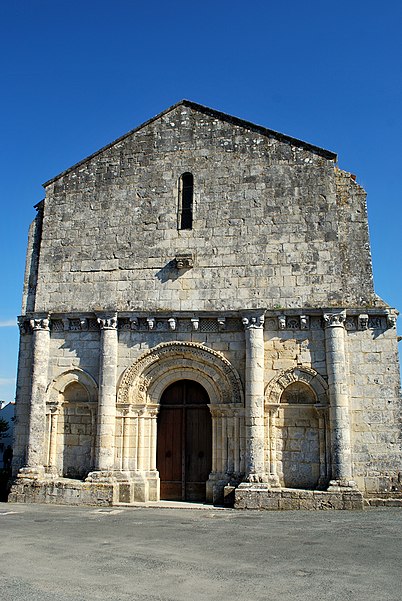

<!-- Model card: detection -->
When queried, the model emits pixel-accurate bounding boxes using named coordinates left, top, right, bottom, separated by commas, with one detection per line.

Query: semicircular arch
left=265, top=366, right=328, bottom=405
left=46, top=368, right=98, bottom=404
left=117, top=341, right=244, bottom=407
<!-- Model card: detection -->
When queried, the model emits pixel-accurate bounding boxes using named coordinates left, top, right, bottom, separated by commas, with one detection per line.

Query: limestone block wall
left=26, top=102, right=375, bottom=315
left=49, top=327, right=100, bottom=384
left=346, top=319, right=401, bottom=494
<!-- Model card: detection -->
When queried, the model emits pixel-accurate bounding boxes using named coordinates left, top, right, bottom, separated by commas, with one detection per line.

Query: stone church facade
left=10, top=100, right=401, bottom=509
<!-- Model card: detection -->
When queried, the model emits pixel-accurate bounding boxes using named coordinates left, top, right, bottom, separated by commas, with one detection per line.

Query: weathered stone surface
left=11, top=101, right=401, bottom=509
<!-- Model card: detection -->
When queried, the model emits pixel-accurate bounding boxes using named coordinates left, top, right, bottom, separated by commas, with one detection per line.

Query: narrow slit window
left=178, top=172, right=193, bottom=230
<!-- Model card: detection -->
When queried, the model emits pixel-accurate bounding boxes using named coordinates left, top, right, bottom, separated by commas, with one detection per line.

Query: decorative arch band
left=265, top=367, right=328, bottom=405
left=117, top=341, right=244, bottom=407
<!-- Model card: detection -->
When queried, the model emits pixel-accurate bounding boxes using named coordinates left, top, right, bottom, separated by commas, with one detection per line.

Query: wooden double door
left=157, top=380, right=212, bottom=502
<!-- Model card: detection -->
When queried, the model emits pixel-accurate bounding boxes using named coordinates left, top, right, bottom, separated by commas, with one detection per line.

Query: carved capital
left=97, top=315, right=117, bottom=330
left=191, top=317, right=199, bottom=331
left=30, top=317, right=50, bottom=331
left=323, top=310, right=346, bottom=328
left=242, top=314, right=265, bottom=330
left=168, top=318, right=176, bottom=331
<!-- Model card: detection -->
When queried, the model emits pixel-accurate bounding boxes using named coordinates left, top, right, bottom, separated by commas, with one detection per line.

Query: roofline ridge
left=43, top=100, right=337, bottom=187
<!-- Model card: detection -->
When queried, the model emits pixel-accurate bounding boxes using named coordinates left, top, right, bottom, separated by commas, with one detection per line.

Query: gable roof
left=43, top=99, right=337, bottom=186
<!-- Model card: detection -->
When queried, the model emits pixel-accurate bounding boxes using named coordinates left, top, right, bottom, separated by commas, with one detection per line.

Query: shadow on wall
left=155, top=259, right=192, bottom=283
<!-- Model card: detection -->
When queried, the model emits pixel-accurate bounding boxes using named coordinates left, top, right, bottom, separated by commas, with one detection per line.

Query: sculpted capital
left=97, top=315, right=117, bottom=330
left=29, top=317, right=50, bottom=332
left=323, top=310, right=346, bottom=328
left=242, top=314, right=265, bottom=330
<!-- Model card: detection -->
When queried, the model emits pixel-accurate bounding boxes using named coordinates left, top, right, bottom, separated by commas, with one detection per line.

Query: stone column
left=324, top=311, right=355, bottom=488
left=20, top=317, right=50, bottom=477
left=314, top=405, right=328, bottom=489
left=267, top=404, right=280, bottom=486
left=93, top=315, right=118, bottom=475
left=47, top=405, right=59, bottom=474
left=242, top=313, right=266, bottom=482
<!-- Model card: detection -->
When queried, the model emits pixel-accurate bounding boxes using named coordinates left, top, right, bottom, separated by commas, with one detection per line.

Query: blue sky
left=1, top=1, right=401, bottom=403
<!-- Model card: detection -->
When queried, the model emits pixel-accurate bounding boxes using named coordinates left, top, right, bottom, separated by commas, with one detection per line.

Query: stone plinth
left=234, top=486, right=364, bottom=510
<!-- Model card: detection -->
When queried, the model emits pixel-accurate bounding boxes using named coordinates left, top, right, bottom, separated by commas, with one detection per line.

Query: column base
left=17, top=466, right=46, bottom=480
left=207, top=472, right=243, bottom=504
left=327, top=479, right=359, bottom=491
left=244, top=472, right=269, bottom=484
left=85, top=470, right=117, bottom=483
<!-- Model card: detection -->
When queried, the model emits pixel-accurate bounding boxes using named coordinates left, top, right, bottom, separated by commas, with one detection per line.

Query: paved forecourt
left=0, top=502, right=401, bottom=601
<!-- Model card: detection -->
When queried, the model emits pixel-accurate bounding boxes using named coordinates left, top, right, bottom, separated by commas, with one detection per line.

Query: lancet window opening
left=178, top=172, right=194, bottom=230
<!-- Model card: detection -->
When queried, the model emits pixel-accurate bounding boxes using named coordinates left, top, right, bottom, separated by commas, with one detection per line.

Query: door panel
left=185, top=406, right=212, bottom=501
left=157, top=380, right=212, bottom=502
left=157, top=407, right=183, bottom=500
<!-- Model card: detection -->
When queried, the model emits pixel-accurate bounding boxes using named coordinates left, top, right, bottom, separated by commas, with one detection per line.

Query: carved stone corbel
left=278, top=315, right=286, bottom=330
left=358, top=314, right=369, bottom=330
left=147, top=317, right=156, bottom=330
left=130, top=317, right=139, bottom=330
left=386, top=312, right=397, bottom=329
left=175, top=253, right=193, bottom=269
left=300, top=315, right=309, bottom=330
left=217, top=317, right=226, bottom=331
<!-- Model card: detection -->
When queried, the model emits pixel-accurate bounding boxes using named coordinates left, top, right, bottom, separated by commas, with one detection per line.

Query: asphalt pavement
left=0, top=502, right=401, bottom=601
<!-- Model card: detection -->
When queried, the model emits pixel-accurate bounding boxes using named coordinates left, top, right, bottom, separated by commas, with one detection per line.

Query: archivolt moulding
left=46, top=368, right=98, bottom=404
left=117, top=341, right=244, bottom=407
left=265, top=367, right=328, bottom=405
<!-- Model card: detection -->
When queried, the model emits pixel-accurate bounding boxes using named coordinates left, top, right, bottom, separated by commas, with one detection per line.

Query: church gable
left=32, top=102, right=374, bottom=314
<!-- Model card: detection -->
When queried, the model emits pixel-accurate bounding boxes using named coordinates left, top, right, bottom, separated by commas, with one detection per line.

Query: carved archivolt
left=265, top=367, right=328, bottom=405
left=117, top=341, right=244, bottom=407
left=46, top=368, right=98, bottom=405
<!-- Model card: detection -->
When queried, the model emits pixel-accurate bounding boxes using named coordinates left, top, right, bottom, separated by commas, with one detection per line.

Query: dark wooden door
left=157, top=380, right=212, bottom=502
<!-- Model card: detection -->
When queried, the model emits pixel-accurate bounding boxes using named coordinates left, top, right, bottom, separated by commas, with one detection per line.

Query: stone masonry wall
left=30, top=104, right=375, bottom=314
left=347, top=320, right=401, bottom=494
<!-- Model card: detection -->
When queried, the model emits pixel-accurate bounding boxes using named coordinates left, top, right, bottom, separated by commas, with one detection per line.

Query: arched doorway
left=157, top=380, right=212, bottom=502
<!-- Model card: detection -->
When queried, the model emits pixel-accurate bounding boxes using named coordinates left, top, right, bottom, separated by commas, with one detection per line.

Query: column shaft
left=324, top=312, right=353, bottom=483
left=243, top=314, right=266, bottom=481
left=26, top=318, right=50, bottom=471
left=95, top=317, right=118, bottom=472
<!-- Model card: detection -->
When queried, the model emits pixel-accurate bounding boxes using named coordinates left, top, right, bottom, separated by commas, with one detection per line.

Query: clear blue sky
left=1, top=1, right=401, bottom=403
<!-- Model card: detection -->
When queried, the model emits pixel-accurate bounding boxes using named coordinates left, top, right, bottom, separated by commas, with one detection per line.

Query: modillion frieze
left=17, top=310, right=396, bottom=334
